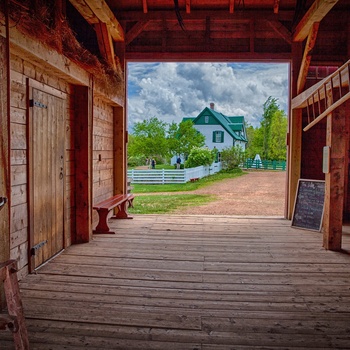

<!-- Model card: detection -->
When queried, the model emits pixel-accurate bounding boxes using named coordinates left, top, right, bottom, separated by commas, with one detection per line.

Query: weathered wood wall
left=0, top=5, right=124, bottom=279
left=92, top=97, right=115, bottom=203
left=301, top=118, right=326, bottom=180
left=9, top=68, right=28, bottom=280
left=0, top=34, right=10, bottom=310
left=9, top=55, right=72, bottom=278
left=8, top=57, right=124, bottom=276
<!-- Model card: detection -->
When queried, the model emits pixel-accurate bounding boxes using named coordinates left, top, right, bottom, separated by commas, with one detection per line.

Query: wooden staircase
left=292, top=59, right=350, bottom=131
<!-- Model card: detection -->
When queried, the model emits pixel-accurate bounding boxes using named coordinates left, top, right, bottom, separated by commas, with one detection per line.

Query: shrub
left=128, top=155, right=146, bottom=167
left=220, top=146, right=245, bottom=170
left=185, top=147, right=215, bottom=168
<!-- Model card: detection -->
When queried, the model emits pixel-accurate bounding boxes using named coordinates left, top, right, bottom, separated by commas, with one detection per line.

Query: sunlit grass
left=128, top=194, right=215, bottom=214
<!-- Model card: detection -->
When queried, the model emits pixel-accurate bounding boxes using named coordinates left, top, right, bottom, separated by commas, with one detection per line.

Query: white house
left=183, top=103, right=248, bottom=152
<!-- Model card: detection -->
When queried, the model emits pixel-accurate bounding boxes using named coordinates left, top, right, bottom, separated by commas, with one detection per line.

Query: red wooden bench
left=93, top=193, right=135, bottom=234
left=190, top=177, right=199, bottom=182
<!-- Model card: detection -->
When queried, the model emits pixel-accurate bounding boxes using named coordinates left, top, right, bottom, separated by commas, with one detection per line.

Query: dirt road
left=174, top=170, right=286, bottom=216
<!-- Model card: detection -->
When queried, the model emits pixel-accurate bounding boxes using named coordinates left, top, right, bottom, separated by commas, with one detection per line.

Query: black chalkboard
left=291, top=179, right=325, bottom=231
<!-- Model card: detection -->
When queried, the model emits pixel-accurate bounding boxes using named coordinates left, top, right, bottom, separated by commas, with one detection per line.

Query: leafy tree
left=246, top=126, right=264, bottom=159
left=168, top=120, right=205, bottom=158
left=129, top=117, right=169, bottom=159
left=245, top=97, right=287, bottom=161
left=245, top=124, right=260, bottom=159
left=220, top=146, right=245, bottom=170
left=185, top=147, right=215, bottom=168
left=261, top=97, right=279, bottom=159
left=268, top=110, right=288, bottom=160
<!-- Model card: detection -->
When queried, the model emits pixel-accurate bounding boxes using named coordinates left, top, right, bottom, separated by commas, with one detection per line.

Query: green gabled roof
left=193, top=107, right=247, bottom=142
left=227, top=116, right=244, bottom=124
left=229, top=124, right=242, bottom=132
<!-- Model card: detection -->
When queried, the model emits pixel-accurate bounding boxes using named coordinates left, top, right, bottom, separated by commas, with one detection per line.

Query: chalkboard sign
left=291, top=179, right=325, bottom=231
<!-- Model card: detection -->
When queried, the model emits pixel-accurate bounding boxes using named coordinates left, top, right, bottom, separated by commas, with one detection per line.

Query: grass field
left=128, top=168, right=245, bottom=214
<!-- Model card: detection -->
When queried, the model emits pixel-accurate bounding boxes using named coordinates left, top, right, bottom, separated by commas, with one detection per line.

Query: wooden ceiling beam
left=274, top=0, right=280, bottom=14
left=293, top=0, right=338, bottom=42
left=68, top=0, right=98, bottom=24
left=116, top=10, right=294, bottom=22
left=297, top=22, right=320, bottom=94
left=143, top=0, right=148, bottom=14
left=229, top=0, right=234, bottom=14
left=125, top=51, right=291, bottom=61
left=125, top=20, right=149, bottom=45
left=186, top=0, right=191, bottom=14
left=94, top=21, right=116, bottom=69
left=267, top=20, right=292, bottom=45
left=69, top=0, right=124, bottom=41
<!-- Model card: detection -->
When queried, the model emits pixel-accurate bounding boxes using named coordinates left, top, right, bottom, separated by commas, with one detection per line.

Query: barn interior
left=0, top=0, right=350, bottom=348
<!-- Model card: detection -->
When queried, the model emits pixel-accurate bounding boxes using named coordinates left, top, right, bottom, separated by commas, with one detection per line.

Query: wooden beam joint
left=293, top=0, right=339, bottom=42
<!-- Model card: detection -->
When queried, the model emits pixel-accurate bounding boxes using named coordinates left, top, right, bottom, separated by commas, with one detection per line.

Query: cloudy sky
left=127, top=62, right=289, bottom=129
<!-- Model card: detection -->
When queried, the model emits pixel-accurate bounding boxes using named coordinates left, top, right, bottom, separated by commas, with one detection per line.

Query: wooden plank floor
left=2, top=215, right=350, bottom=349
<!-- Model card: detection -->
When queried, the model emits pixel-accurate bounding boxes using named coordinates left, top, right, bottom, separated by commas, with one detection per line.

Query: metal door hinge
left=29, top=99, right=47, bottom=108
left=31, top=240, right=48, bottom=256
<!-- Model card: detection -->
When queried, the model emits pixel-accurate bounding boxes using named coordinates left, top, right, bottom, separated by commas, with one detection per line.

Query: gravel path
left=173, top=170, right=286, bottom=216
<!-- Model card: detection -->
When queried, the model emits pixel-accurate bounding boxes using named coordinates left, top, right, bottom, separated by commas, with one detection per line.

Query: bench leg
left=111, top=200, right=133, bottom=219
left=93, top=208, right=116, bottom=234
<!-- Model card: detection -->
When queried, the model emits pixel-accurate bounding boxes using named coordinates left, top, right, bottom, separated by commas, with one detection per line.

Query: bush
left=185, top=147, right=215, bottom=168
left=128, top=155, right=146, bottom=167
left=220, top=146, right=245, bottom=170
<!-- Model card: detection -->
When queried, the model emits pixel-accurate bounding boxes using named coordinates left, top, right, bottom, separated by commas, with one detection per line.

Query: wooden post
left=114, top=41, right=126, bottom=197
left=287, top=43, right=303, bottom=219
left=287, top=109, right=302, bottom=219
left=343, top=101, right=350, bottom=219
left=323, top=106, right=347, bottom=250
left=0, top=4, right=11, bottom=310
left=114, top=106, right=126, bottom=195
left=74, top=85, right=93, bottom=243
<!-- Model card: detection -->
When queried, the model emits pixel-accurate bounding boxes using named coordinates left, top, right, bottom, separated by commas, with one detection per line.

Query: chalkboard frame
left=291, top=179, right=325, bottom=232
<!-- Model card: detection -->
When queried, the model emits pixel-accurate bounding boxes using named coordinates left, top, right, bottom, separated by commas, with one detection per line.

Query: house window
left=205, top=115, right=209, bottom=123
left=212, top=131, right=224, bottom=143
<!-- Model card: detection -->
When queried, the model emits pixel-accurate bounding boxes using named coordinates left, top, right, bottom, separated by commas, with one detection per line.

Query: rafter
left=297, top=22, right=320, bottom=94
left=69, top=0, right=124, bottom=41
left=274, top=0, right=280, bottom=14
left=267, top=20, right=292, bottom=45
left=186, top=0, right=191, bottom=14
left=229, top=0, right=234, bottom=13
left=293, top=0, right=338, bottom=42
left=143, top=0, right=148, bottom=14
left=116, top=10, right=294, bottom=22
left=125, top=21, right=149, bottom=45
left=94, top=21, right=116, bottom=69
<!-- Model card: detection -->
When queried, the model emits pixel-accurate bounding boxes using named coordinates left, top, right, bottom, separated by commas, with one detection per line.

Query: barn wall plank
left=92, top=97, right=115, bottom=213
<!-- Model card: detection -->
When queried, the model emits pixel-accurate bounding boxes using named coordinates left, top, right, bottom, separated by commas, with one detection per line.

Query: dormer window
left=204, top=115, right=209, bottom=123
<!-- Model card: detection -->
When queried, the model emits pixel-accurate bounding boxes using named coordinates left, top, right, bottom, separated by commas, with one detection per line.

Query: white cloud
left=127, top=62, right=289, bottom=129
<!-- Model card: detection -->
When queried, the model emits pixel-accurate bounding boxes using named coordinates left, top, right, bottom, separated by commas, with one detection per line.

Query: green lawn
left=128, top=168, right=246, bottom=214
left=128, top=194, right=215, bottom=214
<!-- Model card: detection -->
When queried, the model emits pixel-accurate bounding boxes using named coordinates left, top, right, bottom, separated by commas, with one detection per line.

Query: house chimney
left=210, top=102, right=215, bottom=110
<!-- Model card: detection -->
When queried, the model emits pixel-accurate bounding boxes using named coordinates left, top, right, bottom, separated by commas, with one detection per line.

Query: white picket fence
left=128, top=162, right=222, bottom=184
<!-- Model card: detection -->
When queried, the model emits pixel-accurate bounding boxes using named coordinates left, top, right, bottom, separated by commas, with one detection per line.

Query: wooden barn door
left=29, top=84, right=66, bottom=270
